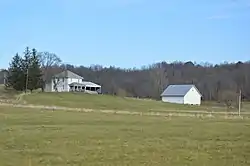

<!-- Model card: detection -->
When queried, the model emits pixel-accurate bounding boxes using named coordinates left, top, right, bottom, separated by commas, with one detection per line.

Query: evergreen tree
left=7, top=47, right=43, bottom=92
left=7, top=53, right=25, bottom=91
left=27, top=48, right=42, bottom=92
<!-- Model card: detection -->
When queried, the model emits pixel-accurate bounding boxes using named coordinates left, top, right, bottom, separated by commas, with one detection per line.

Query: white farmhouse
left=45, top=70, right=101, bottom=94
left=160, top=84, right=202, bottom=105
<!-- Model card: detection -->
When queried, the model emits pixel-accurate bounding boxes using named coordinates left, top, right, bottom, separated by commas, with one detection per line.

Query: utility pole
left=3, top=70, right=6, bottom=85
left=238, top=89, right=241, bottom=117
left=25, top=67, right=29, bottom=93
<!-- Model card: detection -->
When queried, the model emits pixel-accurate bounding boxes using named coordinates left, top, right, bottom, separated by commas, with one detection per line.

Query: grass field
left=1, top=86, right=250, bottom=165
left=23, top=92, right=230, bottom=113
left=0, top=87, right=250, bottom=166
left=23, top=92, right=204, bottom=111
left=1, top=84, right=248, bottom=114
left=0, top=105, right=250, bottom=166
left=22, top=92, right=250, bottom=116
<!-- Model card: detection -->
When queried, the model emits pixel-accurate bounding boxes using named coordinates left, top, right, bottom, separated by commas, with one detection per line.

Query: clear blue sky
left=0, top=0, right=250, bottom=68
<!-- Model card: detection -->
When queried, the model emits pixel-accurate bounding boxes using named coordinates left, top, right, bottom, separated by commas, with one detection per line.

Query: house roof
left=53, top=70, right=83, bottom=79
left=69, top=81, right=101, bottom=88
left=160, top=84, right=202, bottom=97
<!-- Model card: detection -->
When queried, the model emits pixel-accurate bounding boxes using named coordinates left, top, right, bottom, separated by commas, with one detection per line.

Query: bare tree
left=6, top=52, right=250, bottom=101
left=38, top=61, right=250, bottom=100
left=38, top=52, right=62, bottom=91
left=149, top=63, right=169, bottom=99
left=219, top=90, right=238, bottom=112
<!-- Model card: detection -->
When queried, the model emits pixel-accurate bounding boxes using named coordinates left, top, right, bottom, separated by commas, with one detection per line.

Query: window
left=63, top=85, right=64, bottom=89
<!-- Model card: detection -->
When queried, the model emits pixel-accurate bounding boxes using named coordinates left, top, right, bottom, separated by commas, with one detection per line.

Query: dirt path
left=0, top=89, right=247, bottom=119
left=0, top=102, right=247, bottom=119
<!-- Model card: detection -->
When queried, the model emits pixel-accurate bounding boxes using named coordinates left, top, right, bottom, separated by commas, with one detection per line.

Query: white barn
left=160, top=84, right=202, bottom=105
left=45, top=70, right=101, bottom=94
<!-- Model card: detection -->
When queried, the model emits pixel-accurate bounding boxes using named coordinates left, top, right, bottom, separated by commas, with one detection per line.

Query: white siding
left=49, top=78, right=83, bottom=92
left=50, top=78, right=67, bottom=92
left=162, top=96, right=184, bottom=104
left=44, top=82, right=52, bottom=92
left=49, top=79, right=54, bottom=92
left=66, top=78, right=83, bottom=91
left=46, top=77, right=101, bottom=92
left=67, top=78, right=82, bottom=84
left=184, top=87, right=201, bottom=105
left=51, top=78, right=63, bottom=92
left=64, top=78, right=69, bottom=92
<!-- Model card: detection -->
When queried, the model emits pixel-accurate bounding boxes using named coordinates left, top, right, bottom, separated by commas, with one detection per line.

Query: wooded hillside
left=1, top=47, right=249, bottom=101
left=38, top=61, right=249, bottom=101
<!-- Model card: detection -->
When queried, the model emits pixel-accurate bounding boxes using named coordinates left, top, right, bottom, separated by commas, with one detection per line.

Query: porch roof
left=69, top=82, right=101, bottom=88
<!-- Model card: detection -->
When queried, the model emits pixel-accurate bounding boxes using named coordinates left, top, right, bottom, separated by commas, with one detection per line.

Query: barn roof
left=160, top=84, right=202, bottom=97
left=53, top=70, right=83, bottom=79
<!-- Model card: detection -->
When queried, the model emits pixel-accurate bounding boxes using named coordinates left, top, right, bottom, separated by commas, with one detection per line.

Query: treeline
left=1, top=47, right=250, bottom=101
left=57, top=61, right=249, bottom=101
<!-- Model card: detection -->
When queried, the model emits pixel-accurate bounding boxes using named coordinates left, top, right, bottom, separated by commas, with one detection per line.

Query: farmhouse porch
left=69, top=82, right=101, bottom=93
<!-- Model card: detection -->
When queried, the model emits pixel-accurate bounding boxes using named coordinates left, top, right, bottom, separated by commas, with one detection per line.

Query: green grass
left=1, top=86, right=250, bottom=165
left=23, top=92, right=213, bottom=112
left=0, top=106, right=250, bottom=166
left=1, top=85, right=249, bottom=114
left=23, top=92, right=249, bottom=113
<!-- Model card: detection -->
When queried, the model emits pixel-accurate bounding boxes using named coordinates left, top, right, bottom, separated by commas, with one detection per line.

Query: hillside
left=23, top=92, right=206, bottom=112
left=0, top=84, right=245, bottom=114
left=4, top=53, right=250, bottom=101
left=39, top=61, right=250, bottom=101
left=2, top=83, right=248, bottom=115
left=24, top=92, right=250, bottom=115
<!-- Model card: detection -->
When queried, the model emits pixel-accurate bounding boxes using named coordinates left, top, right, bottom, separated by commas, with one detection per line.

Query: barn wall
left=184, top=87, right=201, bottom=105
left=162, top=96, right=184, bottom=104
